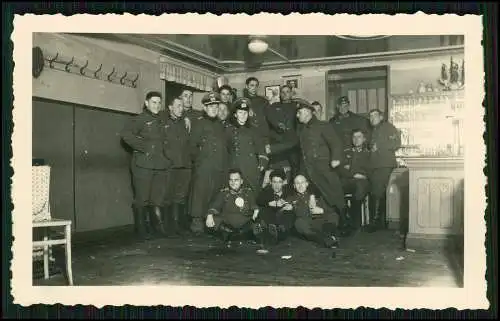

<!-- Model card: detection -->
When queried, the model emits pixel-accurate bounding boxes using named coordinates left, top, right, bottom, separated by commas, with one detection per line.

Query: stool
left=345, top=194, right=370, bottom=226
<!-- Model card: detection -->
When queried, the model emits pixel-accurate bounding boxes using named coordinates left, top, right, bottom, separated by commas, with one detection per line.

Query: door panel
left=73, top=106, right=135, bottom=232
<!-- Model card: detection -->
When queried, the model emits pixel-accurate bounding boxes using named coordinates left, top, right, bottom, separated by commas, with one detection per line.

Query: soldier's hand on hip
left=330, top=160, right=340, bottom=168
left=371, top=143, right=378, bottom=152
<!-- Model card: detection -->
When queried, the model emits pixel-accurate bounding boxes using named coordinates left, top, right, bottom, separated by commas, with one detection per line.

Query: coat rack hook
left=65, top=57, right=74, bottom=72
left=94, top=64, right=102, bottom=79
left=132, top=73, right=139, bottom=88
left=80, top=60, right=89, bottom=75
left=48, top=53, right=59, bottom=69
left=120, top=72, right=128, bottom=85
left=107, top=67, right=116, bottom=82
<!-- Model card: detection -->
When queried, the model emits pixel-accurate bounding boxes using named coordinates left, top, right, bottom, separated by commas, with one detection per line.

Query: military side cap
left=232, top=97, right=251, bottom=111
left=337, top=96, right=350, bottom=105
left=202, top=91, right=222, bottom=105
left=293, top=98, right=315, bottom=111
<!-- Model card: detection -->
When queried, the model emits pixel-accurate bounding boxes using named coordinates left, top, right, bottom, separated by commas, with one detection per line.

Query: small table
left=33, top=219, right=73, bottom=285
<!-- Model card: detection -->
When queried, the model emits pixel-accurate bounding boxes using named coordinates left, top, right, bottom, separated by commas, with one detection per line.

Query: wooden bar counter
left=403, top=157, right=465, bottom=250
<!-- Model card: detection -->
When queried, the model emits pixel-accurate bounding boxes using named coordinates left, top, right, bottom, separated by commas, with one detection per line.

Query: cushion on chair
left=32, top=166, right=51, bottom=222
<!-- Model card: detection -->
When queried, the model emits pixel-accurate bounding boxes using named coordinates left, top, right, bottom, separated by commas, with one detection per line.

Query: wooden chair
left=32, top=165, right=73, bottom=285
left=345, top=194, right=370, bottom=226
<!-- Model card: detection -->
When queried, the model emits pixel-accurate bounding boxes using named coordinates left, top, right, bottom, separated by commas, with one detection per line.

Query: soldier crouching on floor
left=287, top=175, right=340, bottom=249
left=205, top=169, right=266, bottom=246
left=256, top=168, right=295, bottom=245
left=121, top=91, right=171, bottom=240
left=338, top=129, right=371, bottom=233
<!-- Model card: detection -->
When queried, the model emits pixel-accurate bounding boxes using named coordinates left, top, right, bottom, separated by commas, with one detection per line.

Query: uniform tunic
left=265, top=101, right=301, bottom=173
left=163, top=112, right=192, bottom=204
left=298, top=116, right=345, bottom=212
left=339, top=146, right=371, bottom=201
left=256, top=184, right=295, bottom=230
left=189, top=114, right=229, bottom=219
left=243, top=90, right=271, bottom=145
left=285, top=191, right=339, bottom=237
left=121, top=108, right=171, bottom=207
left=369, top=121, right=402, bottom=198
left=208, top=187, right=258, bottom=229
left=225, top=120, right=268, bottom=193
left=329, top=112, right=372, bottom=150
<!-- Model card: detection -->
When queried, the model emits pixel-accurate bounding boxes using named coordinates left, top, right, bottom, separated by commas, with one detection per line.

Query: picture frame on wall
left=282, top=75, right=302, bottom=97
left=265, top=85, right=281, bottom=104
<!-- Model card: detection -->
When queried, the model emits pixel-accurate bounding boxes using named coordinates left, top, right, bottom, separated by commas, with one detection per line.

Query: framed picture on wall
left=265, top=85, right=281, bottom=104
left=282, top=75, right=302, bottom=98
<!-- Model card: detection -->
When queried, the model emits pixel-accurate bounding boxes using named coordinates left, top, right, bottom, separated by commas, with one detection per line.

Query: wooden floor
left=34, top=227, right=463, bottom=287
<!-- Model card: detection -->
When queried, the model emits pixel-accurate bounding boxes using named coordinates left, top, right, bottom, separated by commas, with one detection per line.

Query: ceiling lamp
left=248, top=37, right=269, bottom=54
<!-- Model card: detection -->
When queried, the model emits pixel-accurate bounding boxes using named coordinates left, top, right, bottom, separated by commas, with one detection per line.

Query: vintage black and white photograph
left=11, top=13, right=487, bottom=309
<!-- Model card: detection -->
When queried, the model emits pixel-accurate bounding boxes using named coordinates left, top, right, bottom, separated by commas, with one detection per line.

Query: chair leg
left=43, top=231, right=49, bottom=280
left=65, top=224, right=73, bottom=286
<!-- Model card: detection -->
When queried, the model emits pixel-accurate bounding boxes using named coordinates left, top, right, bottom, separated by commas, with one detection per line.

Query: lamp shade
left=248, top=39, right=269, bottom=54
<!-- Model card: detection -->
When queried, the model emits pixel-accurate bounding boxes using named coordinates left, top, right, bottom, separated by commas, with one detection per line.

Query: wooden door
left=327, top=67, right=388, bottom=120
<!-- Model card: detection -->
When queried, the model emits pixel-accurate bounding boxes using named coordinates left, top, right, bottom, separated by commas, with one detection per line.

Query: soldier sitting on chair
left=205, top=169, right=266, bottom=246
left=286, top=175, right=340, bottom=249
left=339, top=129, right=371, bottom=233
left=256, top=168, right=295, bottom=245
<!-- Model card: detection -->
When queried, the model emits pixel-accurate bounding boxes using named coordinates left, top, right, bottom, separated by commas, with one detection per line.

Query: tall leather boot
left=339, top=207, right=352, bottom=237
left=218, top=222, right=234, bottom=244
left=132, top=204, right=139, bottom=234
left=367, top=199, right=382, bottom=233
left=350, top=200, right=363, bottom=232
left=137, top=206, right=152, bottom=240
left=171, top=203, right=185, bottom=236
left=151, top=206, right=168, bottom=237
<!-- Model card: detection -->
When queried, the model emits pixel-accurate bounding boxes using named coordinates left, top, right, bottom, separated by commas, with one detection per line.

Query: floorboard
left=33, top=228, right=463, bottom=288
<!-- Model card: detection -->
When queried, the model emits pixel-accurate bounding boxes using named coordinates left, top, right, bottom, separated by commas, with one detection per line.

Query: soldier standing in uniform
left=121, top=91, right=171, bottom=240
left=242, top=77, right=271, bottom=146
left=162, top=95, right=193, bottom=235
left=366, top=108, right=402, bottom=233
left=329, top=96, right=372, bottom=150
left=265, top=85, right=301, bottom=182
left=295, top=98, right=348, bottom=233
left=225, top=98, right=269, bottom=194
left=256, top=169, right=295, bottom=244
left=189, top=92, right=229, bottom=234
left=338, top=129, right=371, bottom=232
left=205, top=169, right=266, bottom=246
left=286, top=175, right=340, bottom=248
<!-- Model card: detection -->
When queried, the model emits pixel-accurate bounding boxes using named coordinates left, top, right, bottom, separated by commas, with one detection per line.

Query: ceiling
left=75, top=33, right=465, bottom=73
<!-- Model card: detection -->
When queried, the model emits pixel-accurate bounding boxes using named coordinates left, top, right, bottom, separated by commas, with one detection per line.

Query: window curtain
left=159, top=57, right=215, bottom=92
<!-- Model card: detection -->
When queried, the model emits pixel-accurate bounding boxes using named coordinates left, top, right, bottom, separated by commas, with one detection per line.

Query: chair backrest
left=32, top=165, right=51, bottom=222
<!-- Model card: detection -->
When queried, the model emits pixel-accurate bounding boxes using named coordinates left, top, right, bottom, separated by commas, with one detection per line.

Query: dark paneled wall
left=33, top=98, right=135, bottom=232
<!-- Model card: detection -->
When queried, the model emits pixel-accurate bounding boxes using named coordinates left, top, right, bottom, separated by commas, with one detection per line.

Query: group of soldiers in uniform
left=121, top=76, right=401, bottom=250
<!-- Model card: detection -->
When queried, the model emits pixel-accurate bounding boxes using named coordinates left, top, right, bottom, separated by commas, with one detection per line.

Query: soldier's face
left=297, top=108, right=312, bottom=124
left=337, top=102, right=350, bottom=115
left=281, top=87, right=293, bottom=101
left=235, top=109, right=248, bottom=124
left=218, top=103, right=229, bottom=121
left=271, top=177, right=284, bottom=194
left=229, top=173, right=243, bottom=191
left=168, top=98, right=184, bottom=118
left=352, top=132, right=366, bottom=147
left=246, top=80, right=259, bottom=95
left=145, top=96, right=162, bottom=114
left=181, top=90, right=193, bottom=109
left=204, top=103, right=219, bottom=118
left=312, top=104, right=322, bottom=118
left=369, top=111, right=383, bottom=126
left=294, top=175, right=308, bottom=194
left=220, top=89, right=232, bottom=103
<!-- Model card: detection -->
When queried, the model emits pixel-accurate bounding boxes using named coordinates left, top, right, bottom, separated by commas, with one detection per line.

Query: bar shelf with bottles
left=389, top=89, right=464, bottom=161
